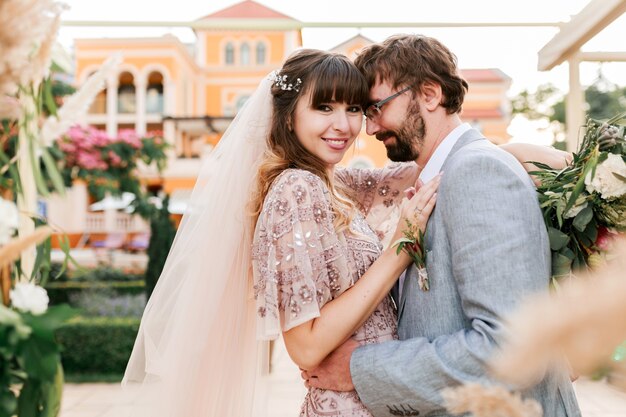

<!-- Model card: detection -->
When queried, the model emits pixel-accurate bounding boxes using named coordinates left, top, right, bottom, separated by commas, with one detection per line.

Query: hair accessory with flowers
left=393, top=214, right=429, bottom=291
left=530, top=112, right=626, bottom=283
left=269, top=70, right=302, bottom=92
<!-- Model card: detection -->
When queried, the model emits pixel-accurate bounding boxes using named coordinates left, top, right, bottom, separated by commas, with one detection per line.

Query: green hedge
left=46, top=280, right=145, bottom=305
left=56, top=317, right=140, bottom=374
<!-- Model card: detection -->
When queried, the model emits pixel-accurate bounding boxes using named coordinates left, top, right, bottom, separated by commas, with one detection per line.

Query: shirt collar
left=418, top=123, right=472, bottom=182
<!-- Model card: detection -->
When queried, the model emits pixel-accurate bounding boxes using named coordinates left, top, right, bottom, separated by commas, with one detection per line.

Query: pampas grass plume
left=442, top=383, right=542, bottom=417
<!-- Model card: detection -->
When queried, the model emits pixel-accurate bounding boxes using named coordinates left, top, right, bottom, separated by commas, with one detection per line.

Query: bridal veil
left=122, top=75, right=274, bottom=416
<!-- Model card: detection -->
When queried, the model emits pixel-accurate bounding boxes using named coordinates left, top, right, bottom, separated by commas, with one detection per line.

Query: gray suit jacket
left=351, top=129, right=581, bottom=417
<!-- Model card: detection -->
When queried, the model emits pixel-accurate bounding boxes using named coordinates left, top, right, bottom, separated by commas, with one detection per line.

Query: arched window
left=117, top=71, right=136, bottom=114
left=146, top=71, right=164, bottom=114
left=256, top=42, right=266, bottom=65
left=240, top=43, right=250, bottom=66
left=225, top=42, right=234, bottom=65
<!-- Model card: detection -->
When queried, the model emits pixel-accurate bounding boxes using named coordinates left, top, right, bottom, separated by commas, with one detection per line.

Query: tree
left=512, top=73, right=626, bottom=147
left=144, top=196, right=176, bottom=299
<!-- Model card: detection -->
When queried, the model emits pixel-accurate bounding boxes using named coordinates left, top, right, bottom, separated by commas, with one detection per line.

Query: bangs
left=307, top=55, right=369, bottom=108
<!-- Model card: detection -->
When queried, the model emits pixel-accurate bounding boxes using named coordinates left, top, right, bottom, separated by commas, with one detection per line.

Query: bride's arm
left=500, top=143, right=572, bottom=185
left=282, top=178, right=439, bottom=371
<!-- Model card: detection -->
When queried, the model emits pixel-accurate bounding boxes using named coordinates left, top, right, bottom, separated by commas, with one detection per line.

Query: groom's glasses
left=364, top=86, right=412, bottom=121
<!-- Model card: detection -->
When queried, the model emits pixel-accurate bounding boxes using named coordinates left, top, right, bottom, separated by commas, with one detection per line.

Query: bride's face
left=292, top=90, right=363, bottom=169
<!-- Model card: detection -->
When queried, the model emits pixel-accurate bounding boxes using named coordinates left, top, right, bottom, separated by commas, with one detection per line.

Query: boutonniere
left=392, top=218, right=429, bottom=291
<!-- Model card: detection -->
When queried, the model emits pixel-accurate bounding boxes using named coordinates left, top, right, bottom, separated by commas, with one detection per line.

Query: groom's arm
left=348, top=150, right=551, bottom=416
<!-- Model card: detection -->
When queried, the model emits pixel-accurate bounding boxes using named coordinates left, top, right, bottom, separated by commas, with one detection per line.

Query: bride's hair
left=251, top=49, right=369, bottom=230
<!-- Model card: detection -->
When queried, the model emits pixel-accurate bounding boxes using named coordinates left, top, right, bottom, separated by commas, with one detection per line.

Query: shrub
left=71, top=290, right=146, bottom=317
left=45, top=280, right=145, bottom=305
left=56, top=317, right=140, bottom=374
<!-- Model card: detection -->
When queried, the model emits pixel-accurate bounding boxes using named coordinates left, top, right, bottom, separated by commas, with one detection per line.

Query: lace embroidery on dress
left=335, top=162, right=419, bottom=247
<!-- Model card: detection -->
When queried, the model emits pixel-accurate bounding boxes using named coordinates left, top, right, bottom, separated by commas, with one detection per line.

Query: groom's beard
left=376, top=102, right=426, bottom=162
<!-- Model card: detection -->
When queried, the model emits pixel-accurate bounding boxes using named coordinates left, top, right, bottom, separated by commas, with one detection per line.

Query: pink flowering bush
left=53, top=125, right=168, bottom=200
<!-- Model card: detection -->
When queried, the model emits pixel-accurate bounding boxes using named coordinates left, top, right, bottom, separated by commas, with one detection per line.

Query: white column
left=196, top=32, right=206, bottom=67
left=165, top=82, right=176, bottom=116
left=103, top=193, right=116, bottom=232
left=106, top=77, right=119, bottom=138
left=566, top=55, right=585, bottom=152
left=136, top=79, right=147, bottom=135
left=164, top=119, right=176, bottom=149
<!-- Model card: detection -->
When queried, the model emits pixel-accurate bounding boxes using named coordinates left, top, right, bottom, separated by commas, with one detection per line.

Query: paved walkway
left=60, top=341, right=626, bottom=416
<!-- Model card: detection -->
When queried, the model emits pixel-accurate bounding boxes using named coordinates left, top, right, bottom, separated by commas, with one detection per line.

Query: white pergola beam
left=61, top=20, right=561, bottom=30
left=538, top=0, right=626, bottom=71
left=580, top=51, right=626, bottom=61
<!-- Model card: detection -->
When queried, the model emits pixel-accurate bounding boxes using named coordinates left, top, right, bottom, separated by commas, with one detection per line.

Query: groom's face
left=365, top=80, right=425, bottom=162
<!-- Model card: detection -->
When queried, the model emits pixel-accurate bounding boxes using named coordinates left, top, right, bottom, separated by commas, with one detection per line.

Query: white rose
left=0, top=197, right=19, bottom=245
left=10, top=283, right=49, bottom=315
left=585, top=153, right=626, bottom=199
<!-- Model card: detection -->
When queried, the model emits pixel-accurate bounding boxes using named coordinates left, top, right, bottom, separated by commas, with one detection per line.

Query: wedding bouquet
left=530, top=113, right=626, bottom=282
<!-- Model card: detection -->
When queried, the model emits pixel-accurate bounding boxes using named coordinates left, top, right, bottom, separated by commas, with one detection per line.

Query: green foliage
left=45, top=280, right=145, bottom=306
left=0, top=305, right=76, bottom=417
left=70, top=266, right=143, bottom=282
left=512, top=77, right=626, bottom=127
left=530, top=113, right=626, bottom=280
left=511, top=83, right=562, bottom=120
left=145, top=196, right=176, bottom=298
left=55, top=317, right=140, bottom=375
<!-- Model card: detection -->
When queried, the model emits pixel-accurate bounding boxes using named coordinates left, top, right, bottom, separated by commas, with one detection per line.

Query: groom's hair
left=354, top=34, right=468, bottom=114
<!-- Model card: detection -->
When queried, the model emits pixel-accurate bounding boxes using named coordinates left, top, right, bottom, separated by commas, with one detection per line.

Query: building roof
left=462, top=108, right=505, bottom=119
left=198, top=0, right=297, bottom=21
left=460, top=68, right=511, bottom=83
left=329, top=34, right=375, bottom=52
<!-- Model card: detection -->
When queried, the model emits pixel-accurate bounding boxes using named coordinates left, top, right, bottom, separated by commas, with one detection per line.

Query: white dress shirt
left=398, top=123, right=472, bottom=301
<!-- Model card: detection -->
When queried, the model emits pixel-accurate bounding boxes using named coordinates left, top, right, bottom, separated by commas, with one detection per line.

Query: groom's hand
left=301, top=338, right=359, bottom=392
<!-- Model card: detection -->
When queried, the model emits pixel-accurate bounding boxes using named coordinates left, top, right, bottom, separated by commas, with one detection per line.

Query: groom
left=304, top=35, right=581, bottom=416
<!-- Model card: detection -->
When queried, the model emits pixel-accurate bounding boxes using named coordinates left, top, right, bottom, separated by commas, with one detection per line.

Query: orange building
left=50, top=0, right=513, bottom=244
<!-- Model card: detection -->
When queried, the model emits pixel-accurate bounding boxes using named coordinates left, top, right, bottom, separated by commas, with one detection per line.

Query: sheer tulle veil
left=122, top=75, right=274, bottom=416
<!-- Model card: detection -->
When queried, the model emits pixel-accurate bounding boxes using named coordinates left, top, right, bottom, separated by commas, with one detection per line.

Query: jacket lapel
left=396, top=128, right=485, bottom=323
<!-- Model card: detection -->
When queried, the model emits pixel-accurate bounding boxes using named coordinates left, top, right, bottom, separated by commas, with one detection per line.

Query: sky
left=57, top=0, right=626, bottom=144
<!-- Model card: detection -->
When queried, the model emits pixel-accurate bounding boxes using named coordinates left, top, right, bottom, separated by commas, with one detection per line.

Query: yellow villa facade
left=50, top=0, right=513, bottom=246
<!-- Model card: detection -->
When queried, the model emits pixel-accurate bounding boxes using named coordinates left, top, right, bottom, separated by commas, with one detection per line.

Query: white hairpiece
left=269, top=70, right=302, bottom=92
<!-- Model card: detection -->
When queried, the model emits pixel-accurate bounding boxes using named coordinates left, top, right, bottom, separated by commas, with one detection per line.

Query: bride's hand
left=391, top=174, right=440, bottom=244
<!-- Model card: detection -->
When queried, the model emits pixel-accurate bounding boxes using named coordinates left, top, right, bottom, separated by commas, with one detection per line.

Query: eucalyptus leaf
left=573, top=206, right=593, bottom=232
left=552, top=252, right=573, bottom=277
left=583, top=220, right=598, bottom=244
left=548, top=227, right=569, bottom=250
